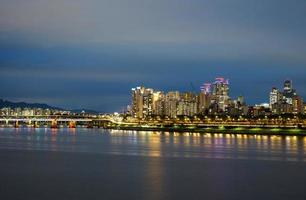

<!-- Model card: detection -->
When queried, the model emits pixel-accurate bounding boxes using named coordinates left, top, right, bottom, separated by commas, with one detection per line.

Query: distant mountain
left=0, top=99, right=63, bottom=110
left=0, top=99, right=101, bottom=114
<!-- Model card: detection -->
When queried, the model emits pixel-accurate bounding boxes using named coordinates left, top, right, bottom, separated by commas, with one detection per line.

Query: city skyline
left=0, top=77, right=305, bottom=113
left=1, top=2, right=306, bottom=200
left=129, top=78, right=304, bottom=119
left=1, top=0, right=306, bottom=112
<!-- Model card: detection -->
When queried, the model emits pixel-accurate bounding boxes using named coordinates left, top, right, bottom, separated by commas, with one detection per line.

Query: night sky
left=1, top=0, right=306, bottom=112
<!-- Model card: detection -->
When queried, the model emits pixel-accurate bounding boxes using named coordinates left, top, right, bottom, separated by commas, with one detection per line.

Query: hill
left=0, top=99, right=63, bottom=110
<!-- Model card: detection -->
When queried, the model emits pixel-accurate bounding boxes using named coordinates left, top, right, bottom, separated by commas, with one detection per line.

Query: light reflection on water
left=0, top=128, right=305, bottom=162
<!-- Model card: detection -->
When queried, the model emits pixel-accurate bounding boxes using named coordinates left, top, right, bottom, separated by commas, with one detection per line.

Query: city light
left=0, top=78, right=305, bottom=132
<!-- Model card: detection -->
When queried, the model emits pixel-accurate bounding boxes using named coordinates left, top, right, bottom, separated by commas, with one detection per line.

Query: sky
left=1, top=0, right=306, bottom=112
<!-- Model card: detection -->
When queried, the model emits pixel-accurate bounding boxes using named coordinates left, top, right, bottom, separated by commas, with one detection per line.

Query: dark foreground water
left=1, top=128, right=306, bottom=200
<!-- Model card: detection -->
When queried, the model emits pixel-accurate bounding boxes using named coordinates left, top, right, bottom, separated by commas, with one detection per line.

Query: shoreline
left=105, top=125, right=306, bottom=136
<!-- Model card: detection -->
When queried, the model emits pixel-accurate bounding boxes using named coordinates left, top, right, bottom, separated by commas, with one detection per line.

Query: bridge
left=0, top=117, right=112, bottom=128
left=0, top=117, right=305, bottom=129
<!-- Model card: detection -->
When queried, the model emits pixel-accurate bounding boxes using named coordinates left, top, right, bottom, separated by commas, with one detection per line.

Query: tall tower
left=211, top=77, right=230, bottom=111
left=165, top=91, right=180, bottom=118
left=131, top=86, right=154, bottom=119
left=200, top=83, right=211, bottom=94
left=292, top=96, right=303, bottom=114
left=283, top=80, right=296, bottom=104
left=199, top=83, right=212, bottom=113
left=131, top=86, right=144, bottom=118
left=152, top=91, right=164, bottom=116
left=269, top=87, right=282, bottom=109
left=283, top=80, right=292, bottom=93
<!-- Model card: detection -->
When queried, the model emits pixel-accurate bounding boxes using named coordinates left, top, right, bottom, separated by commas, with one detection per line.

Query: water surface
left=1, top=128, right=306, bottom=200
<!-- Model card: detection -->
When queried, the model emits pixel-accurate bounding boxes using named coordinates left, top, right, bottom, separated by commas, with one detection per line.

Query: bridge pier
left=86, top=121, right=93, bottom=128
left=14, top=121, right=19, bottom=128
left=34, top=121, right=39, bottom=128
left=51, top=119, right=58, bottom=129
left=69, top=121, right=76, bottom=128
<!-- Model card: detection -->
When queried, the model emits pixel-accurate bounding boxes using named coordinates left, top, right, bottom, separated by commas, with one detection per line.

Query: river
left=1, top=128, right=306, bottom=200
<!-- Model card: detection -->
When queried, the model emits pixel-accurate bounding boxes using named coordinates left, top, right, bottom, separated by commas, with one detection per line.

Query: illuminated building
left=14, top=107, right=22, bottom=116
left=228, top=96, right=247, bottom=116
left=211, top=77, right=230, bottom=112
left=269, top=80, right=304, bottom=114
left=200, top=83, right=211, bottom=94
left=152, top=91, right=165, bottom=116
left=131, top=86, right=154, bottom=119
left=125, top=79, right=306, bottom=119
left=269, top=87, right=283, bottom=110
left=271, top=101, right=293, bottom=115
left=177, top=92, right=197, bottom=116
left=292, top=95, right=304, bottom=114
left=44, top=109, right=51, bottom=116
left=143, top=90, right=154, bottom=117
left=0, top=107, right=64, bottom=117
left=131, top=86, right=143, bottom=118
left=198, top=83, right=211, bottom=114
left=269, top=85, right=285, bottom=114
left=249, top=103, right=271, bottom=117
left=154, top=98, right=165, bottom=116
left=198, top=92, right=211, bottom=114
left=21, top=107, right=34, bottom=116
left=237, top=96, right=245, bottom=105
left=283, top=80, right=296, bottom=104
left=164, top=91, right=180, bottom=118
left=0, top=107, right=11, bottom=116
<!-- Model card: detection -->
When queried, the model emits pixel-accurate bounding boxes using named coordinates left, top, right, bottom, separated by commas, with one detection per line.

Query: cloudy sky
left=1, top=0, right=306, bottom=112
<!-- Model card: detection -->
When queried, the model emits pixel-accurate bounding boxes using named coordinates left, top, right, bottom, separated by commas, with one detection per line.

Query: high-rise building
left=292, top=95, right=304, bottom=114
left=269, top=87, right=282, bottom=109
left=152, top=91, right=164, bottom=116
left=131, top=86, right=144, bottom=118
left=273, top=103, right=293, bottom=115
left=283, top=80, right=296, bottom=104
left=198, top=92, right=211, bottom=114
left=237, top=96, right=245, bottom=105
left=164, top=91, right=180, bottom=118
left=211, top=77, right=230, bottom=111
left=131, top=86, right=154, bottom=119
left=200, top=83, right=211, bottom=94
left=199, top=83, right=212, bottom=113
left=268, top=80, right=305, bottom=114
left=284, top=80, right=292, bottom=93
left=176, top=92, right=197, bottom=116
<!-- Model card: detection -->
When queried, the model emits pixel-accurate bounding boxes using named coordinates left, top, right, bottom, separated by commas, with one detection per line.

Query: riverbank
left=106, top=124, right=306, bottom=136
left=1, top=124, right=306, bottom=136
